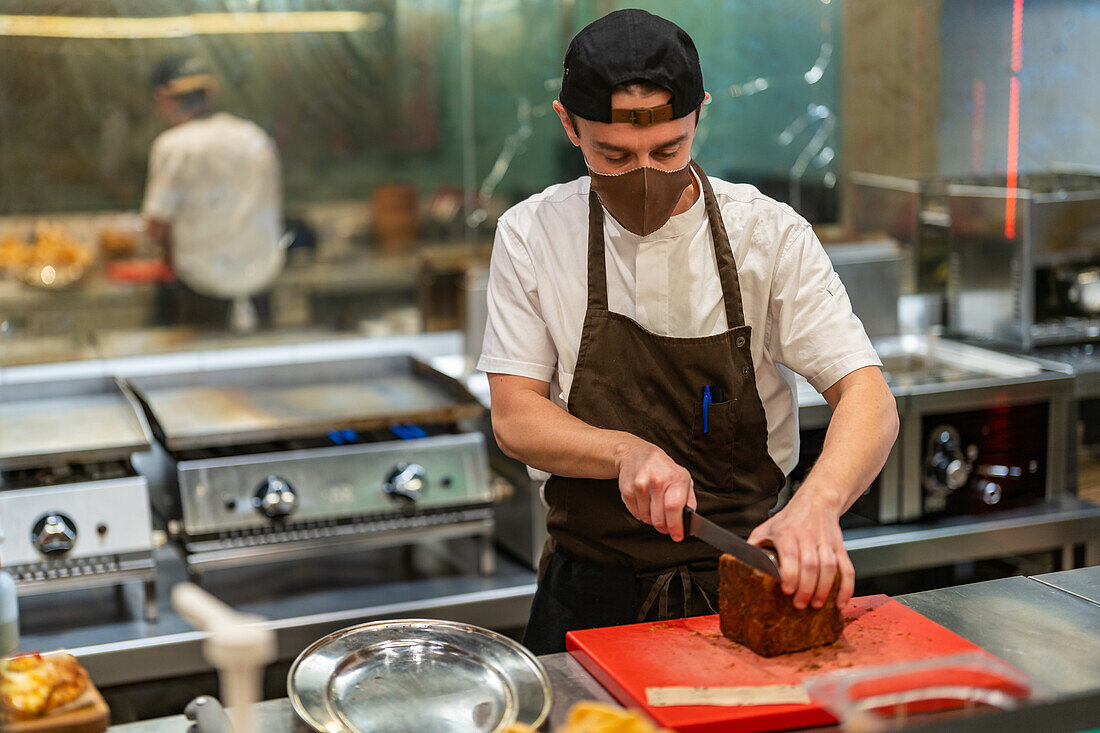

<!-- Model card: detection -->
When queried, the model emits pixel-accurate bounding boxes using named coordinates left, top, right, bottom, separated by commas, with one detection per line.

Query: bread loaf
left=718, top=553, right=843, bottom=657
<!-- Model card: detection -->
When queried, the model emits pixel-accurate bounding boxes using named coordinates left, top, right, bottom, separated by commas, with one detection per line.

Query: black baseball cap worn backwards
left=560, top=8, right=704, bottom=127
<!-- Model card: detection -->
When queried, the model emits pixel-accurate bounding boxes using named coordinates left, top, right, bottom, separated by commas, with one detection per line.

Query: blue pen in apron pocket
left=702, top=385, right=712, bottom=434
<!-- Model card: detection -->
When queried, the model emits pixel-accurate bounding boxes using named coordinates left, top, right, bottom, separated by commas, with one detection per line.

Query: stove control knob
left=253, top=476, right=297, bottom=519
left=384, top=463, right=427, bottom=504
left=979, top=481, right=1003, bottom=506
left=923, top=425, right=973, bottom=497
left=31, top=513, right=77, bottom=556
left=943, top=459, right=970, bottom=491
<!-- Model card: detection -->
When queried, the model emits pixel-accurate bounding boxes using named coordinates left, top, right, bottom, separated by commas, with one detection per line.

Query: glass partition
left=0, top=0, right=1096, bottom=362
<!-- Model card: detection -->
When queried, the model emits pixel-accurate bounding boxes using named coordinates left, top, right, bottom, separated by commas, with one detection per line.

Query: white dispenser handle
left=171, top=583, right=276, bottom=733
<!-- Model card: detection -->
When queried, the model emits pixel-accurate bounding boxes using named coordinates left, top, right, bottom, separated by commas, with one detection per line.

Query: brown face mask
left=588, top=161, right=694, bottom=237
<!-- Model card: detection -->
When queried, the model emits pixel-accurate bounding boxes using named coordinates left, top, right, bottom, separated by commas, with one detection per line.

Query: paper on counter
left=645, top=685, right=810, bottom=707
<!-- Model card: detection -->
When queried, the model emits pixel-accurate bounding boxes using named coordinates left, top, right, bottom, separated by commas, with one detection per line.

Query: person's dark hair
left=565, top=79, right=700, bottom=132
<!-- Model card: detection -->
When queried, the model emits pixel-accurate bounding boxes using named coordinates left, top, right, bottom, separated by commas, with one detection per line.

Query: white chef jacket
left=477, top=168, right=882, bottom=476
left=142, top=112, right=284, bottom=299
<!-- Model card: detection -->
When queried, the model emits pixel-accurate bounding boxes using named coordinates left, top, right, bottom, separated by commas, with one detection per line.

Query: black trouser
left=521, top=551, right=718, bottom=655
left=156, top=282, right=272, bottom=329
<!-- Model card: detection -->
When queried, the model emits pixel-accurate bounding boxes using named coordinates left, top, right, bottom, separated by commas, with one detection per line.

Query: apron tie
left=635, top=565, right=717, bottom=623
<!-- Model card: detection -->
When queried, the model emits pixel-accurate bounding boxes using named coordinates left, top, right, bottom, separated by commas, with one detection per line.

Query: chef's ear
left=553, top=100, right=582, bottom=147
left=695, top=92, right=711, bottom=128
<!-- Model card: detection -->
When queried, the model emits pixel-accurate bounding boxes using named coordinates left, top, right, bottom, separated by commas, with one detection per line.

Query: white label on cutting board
left=645, top=685, right=810, bottom=707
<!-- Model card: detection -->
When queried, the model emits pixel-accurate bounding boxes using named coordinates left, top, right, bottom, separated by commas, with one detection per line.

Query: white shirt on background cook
left=477, top=168, right=882, bottom=478
left=142, top=112, right=284, bottom=299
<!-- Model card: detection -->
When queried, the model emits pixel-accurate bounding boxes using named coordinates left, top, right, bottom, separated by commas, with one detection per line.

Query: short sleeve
left=767, top=225, right=882, bottom=392
left=141, top=137, right=186, bottom=222
left=476, top=219, right=557, bottom=382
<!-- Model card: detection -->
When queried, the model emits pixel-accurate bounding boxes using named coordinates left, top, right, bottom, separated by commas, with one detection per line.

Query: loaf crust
left=718, top=553, right=843, bottom=656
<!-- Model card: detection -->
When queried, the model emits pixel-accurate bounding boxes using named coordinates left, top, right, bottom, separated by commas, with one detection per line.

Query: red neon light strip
left=1011, top=0, right=1024, bottom=72
left=1005, top=0, right=1023, bottom=239
left=1006, top=76, right=1020, bottom=239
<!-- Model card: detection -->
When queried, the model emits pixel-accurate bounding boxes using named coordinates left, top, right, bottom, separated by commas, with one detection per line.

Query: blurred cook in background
left=143, top=56, right=286, bottom=332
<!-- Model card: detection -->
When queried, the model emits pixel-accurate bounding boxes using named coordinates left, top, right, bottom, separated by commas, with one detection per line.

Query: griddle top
left=0, top=379, right=150, bottom=470
left=126, top=355, right=484, bottom=452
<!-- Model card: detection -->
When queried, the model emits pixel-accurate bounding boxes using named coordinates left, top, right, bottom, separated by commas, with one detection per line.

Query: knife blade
left=683, top=506, right=781, bottom=580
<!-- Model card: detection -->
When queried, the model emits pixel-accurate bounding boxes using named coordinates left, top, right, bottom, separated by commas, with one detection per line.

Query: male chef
left=478, top=10, right=898, bottom=654
left=143, top=56, right=284, bottom=331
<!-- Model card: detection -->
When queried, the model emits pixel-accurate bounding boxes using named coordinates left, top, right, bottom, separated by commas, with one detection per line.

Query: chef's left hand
left=746, top=487, right=854, bottom=611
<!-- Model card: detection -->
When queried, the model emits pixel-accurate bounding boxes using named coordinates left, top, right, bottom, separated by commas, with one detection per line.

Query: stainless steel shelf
left=845, top=496, right=1100, bottom=576
left=19, top=540, right=537, bottom=688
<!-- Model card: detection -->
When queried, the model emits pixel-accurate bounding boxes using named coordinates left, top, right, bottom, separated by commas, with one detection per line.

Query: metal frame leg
left=1061, top=544, right=1077, bottom=571
left=479, top=532, right=496, bottom=576
left=144, top=576, right=159, bottom=623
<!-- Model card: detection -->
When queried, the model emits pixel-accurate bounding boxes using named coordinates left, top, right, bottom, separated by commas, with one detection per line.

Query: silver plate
left=288, top=619, right=551, bottom=733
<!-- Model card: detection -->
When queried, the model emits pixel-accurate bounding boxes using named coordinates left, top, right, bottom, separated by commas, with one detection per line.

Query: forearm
left=490, top=379, right=646, bottom=480
left=800, top=378, right=899, bottom=515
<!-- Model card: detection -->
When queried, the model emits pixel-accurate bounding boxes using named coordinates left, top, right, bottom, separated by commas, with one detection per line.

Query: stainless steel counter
left=5, top=329, right=1098, bottom=730
left=897, top=575, right=1100, bottom=698
left=0, top=256, right=420, bottom=338
left=105, top=568, right=1100, bottom=732
left=108, top=654, right=615, bottom=733
left=19, top=497, right=1100, bottom=690
left=1032, top=564, right=1100, bottom=606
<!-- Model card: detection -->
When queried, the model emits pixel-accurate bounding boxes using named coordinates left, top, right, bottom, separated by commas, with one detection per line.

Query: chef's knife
left=683, top=506, right=781, bottom=580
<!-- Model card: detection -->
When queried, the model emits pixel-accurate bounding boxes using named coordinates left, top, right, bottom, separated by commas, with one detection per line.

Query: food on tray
left=0, top=235, right=33, bottom=271
left=0, top=651, right=90, bottom=721
left=0, top=226, right=93, bottom=271
left=1, top=223, right=95, bottom=288
left=30, top=223, right=93, bottom=269
left=718, top=552, right=843, bottom=657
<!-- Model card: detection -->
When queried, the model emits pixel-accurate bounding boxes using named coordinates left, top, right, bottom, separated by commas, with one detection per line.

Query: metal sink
left=796, top=333, right=1059, bottom=410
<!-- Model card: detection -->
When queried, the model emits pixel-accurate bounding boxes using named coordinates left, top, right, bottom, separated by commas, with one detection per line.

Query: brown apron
left=521, top=162, right=786, bottom=654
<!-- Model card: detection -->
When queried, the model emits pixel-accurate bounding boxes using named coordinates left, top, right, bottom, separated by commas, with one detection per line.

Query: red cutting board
left=567, top=594, right=1016, bottom=733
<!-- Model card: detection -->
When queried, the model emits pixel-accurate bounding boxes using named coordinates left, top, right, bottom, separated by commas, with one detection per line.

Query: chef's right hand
left=615, top=439, right=696, bottom=542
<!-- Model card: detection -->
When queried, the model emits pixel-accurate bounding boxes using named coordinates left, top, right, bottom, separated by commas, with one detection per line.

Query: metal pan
left=288, top=619, right=551, bottom=733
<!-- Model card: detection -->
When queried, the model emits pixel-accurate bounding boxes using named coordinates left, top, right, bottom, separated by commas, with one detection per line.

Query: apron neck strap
left=691, top=160, right=746, bottom=328
left=586, top=162, right=747, bottom=327
left=587, top=189, right=610, bottom=312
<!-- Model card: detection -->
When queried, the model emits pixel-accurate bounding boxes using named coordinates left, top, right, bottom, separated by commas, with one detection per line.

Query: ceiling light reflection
left=0, top=11, right=383, bottom=39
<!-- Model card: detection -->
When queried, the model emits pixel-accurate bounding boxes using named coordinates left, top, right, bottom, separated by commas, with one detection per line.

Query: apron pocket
left=687, top=399, right=736, bottom=491
left=731, top=397, right=771, bottom=469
